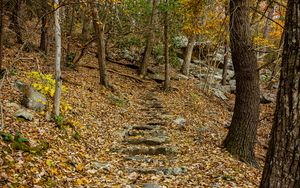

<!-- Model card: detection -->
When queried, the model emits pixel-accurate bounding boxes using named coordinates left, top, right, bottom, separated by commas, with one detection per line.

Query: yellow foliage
left=28, top=71, right=72, bottom=115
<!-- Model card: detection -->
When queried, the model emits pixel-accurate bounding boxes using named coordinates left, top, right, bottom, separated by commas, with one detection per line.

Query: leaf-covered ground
left=0, top=43, right=275, bottom=187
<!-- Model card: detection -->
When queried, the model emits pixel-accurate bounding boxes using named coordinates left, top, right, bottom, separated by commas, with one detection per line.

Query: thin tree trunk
left=81, top=3, right=90, bottom=42
left=90, top=0, right=108, bottom=87
left=65, top=6, right=75, bottom=64
left=39, top=15, right=48, bottom=54
left=221, top=38, right=229, bottom=85
left=180, top=34, right=196, bottom=76
left=139, top=0, right=158, bottom=77
left=0, top=0, right=3, bottom=71
left=10, top=0, right=23, bottom=44
left=53, top=0, right=62, bottom=116
left=223, top=0, right=260, bottom=167
left=260, top=1, right=300, bottom=187
left=262, top=4, right=276, bottom=39
left=163, top=0, right=170, bottom=90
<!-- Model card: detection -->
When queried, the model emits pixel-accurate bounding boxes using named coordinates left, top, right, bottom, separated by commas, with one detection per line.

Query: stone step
left=126, top=129, right=167, bottom=137
left=145, top=121, right=168, bottom=126
left=131, top=125, right=163, bottom=131
left=123, top=136, right=170, bottom=146
left=126, top=166, right=187, bottom=175
left=122, top=145, right=177, bottom=156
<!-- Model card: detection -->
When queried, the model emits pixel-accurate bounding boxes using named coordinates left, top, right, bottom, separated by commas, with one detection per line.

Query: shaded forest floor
left=0, top=42, right=275, bottom=187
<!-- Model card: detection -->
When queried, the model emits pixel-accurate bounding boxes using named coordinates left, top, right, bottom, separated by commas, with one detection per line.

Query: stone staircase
left=112, top=91, right=187, bottom=176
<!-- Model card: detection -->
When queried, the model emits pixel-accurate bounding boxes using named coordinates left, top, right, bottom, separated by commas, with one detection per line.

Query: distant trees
left=223, top=0, right=260, bottom=166
left=260, top=0, right=300, bottom=187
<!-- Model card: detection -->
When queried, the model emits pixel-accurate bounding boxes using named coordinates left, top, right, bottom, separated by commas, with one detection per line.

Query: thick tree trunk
left=53, top=0, right=62, bottom=116
left=163, top=0, right=170, bottom=90
left=10, top=0, right=23, bottom=44
left=139, top=0, right=158, bottom=77
left=180, top=34, right=196, bottom=76
left=0, top=0, right=3, bottom=71
left=90, top=0, right=108, bottom=87
left=260, top=1, right=300, bottom=187
left=223, top=0, right=260, bottom=167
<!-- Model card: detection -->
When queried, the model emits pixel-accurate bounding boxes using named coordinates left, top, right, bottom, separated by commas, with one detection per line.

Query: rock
left=148, top=74, right=165, bottom=83
left=260, top=93, right=276, bottom=104
left=15, top=82, right=47, bottom=112
left=173, top=117, right=186, bottom=127
left=124, top=136, right=169, bottom=146
left=6, top=102, right=20, bottom=109
left=142, top=183, right=161, bottom=188
left=123, top=145, right=177, bottom=155
left=87, top=161, right=113, bottom=171
left=212, top=88, right=228, bottom=100
left=161, top=167, right=188, bottom=175
left=173, top=74, right=189, bottom=81
left=128, top=172, right=139, bottom=181
left=229, top=80, right=236, bottom=93
left=15, top=109, right=33, bottom=121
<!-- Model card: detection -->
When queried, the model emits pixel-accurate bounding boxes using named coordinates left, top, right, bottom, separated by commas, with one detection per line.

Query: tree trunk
left=180, top=34, right=196, bottom=76
left=53, top=0, right=62, bottom=116
left=163, top=0, right=170, bottom=90
left=223, top=0, right=260, bottom=167
left=260, top=1, right=300, bottom=187
left=81, top=3, right=90, bottom=42
left=10, top=0, right=23, bottom=44
left=65, top=6, right=75, bottom=64
left=90, top=0, right=108, bottom=87
left=262, top=4, right=276, bottom=39
left=221, top=38, right=229, bottom=85
left=39, top=15, right=48, bottom=54
left=0, top=0, right=3, bottom=71
left=139, top=0, right=158, bottom=77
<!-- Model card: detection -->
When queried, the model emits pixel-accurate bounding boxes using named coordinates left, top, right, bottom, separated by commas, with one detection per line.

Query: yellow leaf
left=46, top=159, right=54, bottom=167
left=76, top=163, right=85, bottom=171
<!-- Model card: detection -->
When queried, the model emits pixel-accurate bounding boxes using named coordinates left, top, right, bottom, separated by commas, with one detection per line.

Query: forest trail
left=112, top=90, right=187, bottom=179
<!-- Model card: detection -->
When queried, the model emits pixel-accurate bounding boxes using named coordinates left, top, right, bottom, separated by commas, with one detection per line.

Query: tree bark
left=81, top=3, right=90, bottom=42
left=221, top=38, right=229, bottom=85
left=223, top=0, right=260, bottom=167
left=180, top=34, right=196, bottom=76
left=0, top=0, right=3, bottom=71
left=139, top=0, right=158, bottom=77
left=262, top=4, right=276, bottom=39
left=260, top=0, right=300, bottom=187
left=53, top=0, right=62, bottom=116
left=163, top=0, right=170, bottom=90
left=39, top=2, right=49, bottom=54
left=90, top=0, right=108, bottom=87
left=10, top=0, right=23, bottom=44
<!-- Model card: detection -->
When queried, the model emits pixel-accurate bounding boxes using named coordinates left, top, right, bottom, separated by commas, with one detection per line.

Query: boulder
left=15, top=109, right=33, bottom=121
left=22, top=86, right=47, bottom=112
